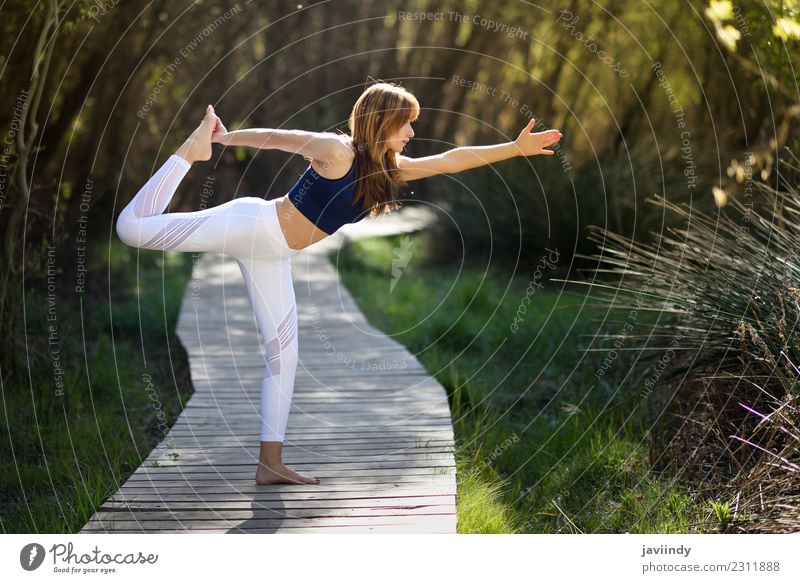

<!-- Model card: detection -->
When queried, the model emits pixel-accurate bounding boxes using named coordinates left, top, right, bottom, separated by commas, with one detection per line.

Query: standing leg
left=237, top=257, right=319, bottom=485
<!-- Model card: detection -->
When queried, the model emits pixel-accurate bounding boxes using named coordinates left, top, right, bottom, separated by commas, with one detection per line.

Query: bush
left=566, top=154, right=800, bottom=532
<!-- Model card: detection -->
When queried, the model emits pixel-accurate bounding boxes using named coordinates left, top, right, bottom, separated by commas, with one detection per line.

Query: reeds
left=567, top=163, right=800, bottom=532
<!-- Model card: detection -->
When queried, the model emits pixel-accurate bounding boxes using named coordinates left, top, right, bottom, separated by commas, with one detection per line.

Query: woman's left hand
left=210, top=115, right=229, bottom=144
left=514, top=118, right=562, bottom=156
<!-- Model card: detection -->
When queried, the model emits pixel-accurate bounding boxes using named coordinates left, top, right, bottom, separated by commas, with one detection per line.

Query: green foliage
left=569, top=157, right=800, bottom=531
left=709, top=499, right=732, bottom=532
left=576, top=173, right=800, bottom=390
left=335, top=231, right=703, bottom=533
left=0, top=242, right=194, bottom=533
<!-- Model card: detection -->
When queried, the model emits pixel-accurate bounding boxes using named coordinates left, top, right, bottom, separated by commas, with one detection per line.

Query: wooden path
left=80, top=206, right=457, bottom=533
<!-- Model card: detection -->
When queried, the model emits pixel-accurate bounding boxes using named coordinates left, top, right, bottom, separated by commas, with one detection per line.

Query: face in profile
left=385, top=118, right=415, bottom=154
left=349, top=82, right=419, bottom=157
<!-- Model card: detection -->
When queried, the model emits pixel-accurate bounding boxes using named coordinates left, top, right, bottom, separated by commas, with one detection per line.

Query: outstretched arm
left=211, top=117, right=347, bottom=162
left=396, top=118, right=562, bottom=181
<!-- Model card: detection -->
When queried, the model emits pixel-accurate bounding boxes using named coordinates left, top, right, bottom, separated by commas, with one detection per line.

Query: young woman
left=116, top=81, right=562, bottom=486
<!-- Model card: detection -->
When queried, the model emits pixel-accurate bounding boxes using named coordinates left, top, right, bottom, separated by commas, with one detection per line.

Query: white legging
left=116, top=154, right=300, bottom=442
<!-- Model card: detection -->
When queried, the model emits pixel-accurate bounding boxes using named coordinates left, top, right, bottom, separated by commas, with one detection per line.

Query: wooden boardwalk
left=80, top=206, right=457, bottom=533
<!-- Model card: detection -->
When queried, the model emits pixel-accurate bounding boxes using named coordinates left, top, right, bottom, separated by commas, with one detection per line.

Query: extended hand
left=515, top=118, right=562, bottom=156
left=210, top=115, right=229, bottom=144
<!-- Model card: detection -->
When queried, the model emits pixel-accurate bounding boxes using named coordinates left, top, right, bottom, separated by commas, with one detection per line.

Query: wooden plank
left=81, top=513, right=456, bottom=533
left=81, top=224, right=456, bottom=533
left=113, top=482, right=456, bottom=496
left=121, top=468, right=456, bottom=481
left=89, top=507, right=456, bottom=524
left=167, top=417, right=454, bottom=425
left=140, top=440, right=455, bottom=451
left=125, top=467, right=457, bottom=481
left=100, top=494, right=457, bottom=511
left=108, top=487, right=456, bottom=501
left=134, top=459, right=457, bottom=471
left=176, top=405, right=454, bottom=415
left=138, top=451, right=455, bottom=461
left=152, top=436, right=454, bottom=447
left=163, top=431, right=453, bottom=440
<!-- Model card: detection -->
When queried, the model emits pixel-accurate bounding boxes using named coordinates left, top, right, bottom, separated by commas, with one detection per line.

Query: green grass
left=333, top=231, right=717, bottom=533
left=0, top=242, right=194, bottom=533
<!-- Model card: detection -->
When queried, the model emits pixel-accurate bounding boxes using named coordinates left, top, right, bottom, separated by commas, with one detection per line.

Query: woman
left=116, top=81, right=562, bottom=485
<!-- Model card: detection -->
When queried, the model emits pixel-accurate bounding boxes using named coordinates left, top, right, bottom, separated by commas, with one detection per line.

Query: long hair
left=343, top=81, right=420, bottom=218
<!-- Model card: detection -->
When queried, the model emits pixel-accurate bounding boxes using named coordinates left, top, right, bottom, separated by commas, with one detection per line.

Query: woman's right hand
left=210, top=115, right=229, bottom=144
left=514, top=118, right=562, bottom=156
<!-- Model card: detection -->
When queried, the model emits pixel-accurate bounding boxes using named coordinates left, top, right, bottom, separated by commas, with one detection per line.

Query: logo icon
left=20, top=543, right=46, bottom=571
left=390, top=235, right=414, bottom=293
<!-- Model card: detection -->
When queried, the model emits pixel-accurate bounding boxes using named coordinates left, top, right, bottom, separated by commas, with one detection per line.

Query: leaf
left=718, top=24, right=742, bottom=51
left=773, top=17, right=800, bottom=41
left=704, top=0, right=733, bottom=22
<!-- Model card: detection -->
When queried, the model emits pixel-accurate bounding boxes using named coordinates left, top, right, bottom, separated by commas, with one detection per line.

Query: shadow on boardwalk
left=80, top=205, right=457, bottom=533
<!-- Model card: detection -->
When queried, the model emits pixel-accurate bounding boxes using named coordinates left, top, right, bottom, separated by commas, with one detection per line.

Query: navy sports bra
left=285, top=157, right=369, bottom=234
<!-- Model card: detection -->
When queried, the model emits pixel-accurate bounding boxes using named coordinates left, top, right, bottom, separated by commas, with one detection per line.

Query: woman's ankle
left=175, top=142, right=195, bottom=165
left=258, top=460, right=283, bottom=469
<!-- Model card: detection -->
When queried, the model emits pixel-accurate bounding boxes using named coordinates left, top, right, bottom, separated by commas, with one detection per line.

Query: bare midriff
left=274, top=195, right=331, bottom=250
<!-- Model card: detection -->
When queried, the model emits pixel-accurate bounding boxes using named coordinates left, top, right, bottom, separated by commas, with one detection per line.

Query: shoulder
left=310, top=134, right=356, bottom=179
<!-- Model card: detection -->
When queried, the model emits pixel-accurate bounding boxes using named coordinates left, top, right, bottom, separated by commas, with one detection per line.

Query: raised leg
left=116, top=154, right=279, bottom=257
left=115, top=105, right=279, bottom=258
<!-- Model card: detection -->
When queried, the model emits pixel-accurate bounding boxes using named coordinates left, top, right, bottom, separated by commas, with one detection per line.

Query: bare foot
left=175, top=104, right=216, bottom=164
left=255, top=462, right=320, bottom=485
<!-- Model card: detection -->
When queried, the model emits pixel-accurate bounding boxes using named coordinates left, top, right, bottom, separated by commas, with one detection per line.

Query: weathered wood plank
left=113, top=482, right=456, bottom=496
left=81, top=513, right=456, bottom=533
left=141, top=448, right=455, bottom=461
left=100, top=497, right=457, bottom=513
left=89, top=506, right=457, bottom=524
left=108, top=486, right=456, bottom=501
left=154, top=436, right=454, bottom=447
